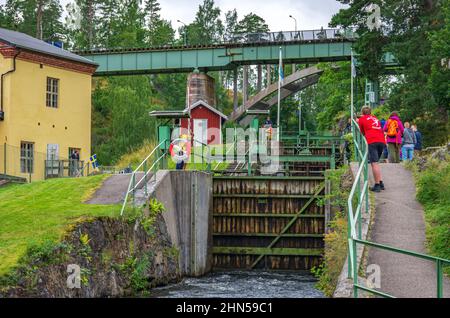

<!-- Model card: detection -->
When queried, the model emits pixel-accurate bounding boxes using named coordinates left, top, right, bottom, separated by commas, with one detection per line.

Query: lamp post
left=177, top=20, right=187, bottom=46
left=289, top=15, right=297, bottom=32
left=289, top=15, right=298, bottom=72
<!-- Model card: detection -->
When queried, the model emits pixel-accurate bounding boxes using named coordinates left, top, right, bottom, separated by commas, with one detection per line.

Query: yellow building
left=0, top=28, right=97, bottom=181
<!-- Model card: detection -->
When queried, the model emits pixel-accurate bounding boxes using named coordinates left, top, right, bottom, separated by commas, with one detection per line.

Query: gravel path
left=367, top=163, right=450, bottom=298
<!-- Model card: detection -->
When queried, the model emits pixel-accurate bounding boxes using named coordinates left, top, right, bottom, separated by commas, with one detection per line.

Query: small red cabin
left=180, top=100, right=227, bottom=145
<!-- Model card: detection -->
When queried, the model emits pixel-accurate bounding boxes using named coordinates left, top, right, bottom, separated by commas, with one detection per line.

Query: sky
left=0, top=0, right=348, bottom=32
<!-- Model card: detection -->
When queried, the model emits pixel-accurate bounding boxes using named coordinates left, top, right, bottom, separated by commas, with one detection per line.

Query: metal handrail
left=214, top=142, right=235, bottom=171
left=120, top=139, right=167, bottom=216
left=347, top=119, right=449, bottom=298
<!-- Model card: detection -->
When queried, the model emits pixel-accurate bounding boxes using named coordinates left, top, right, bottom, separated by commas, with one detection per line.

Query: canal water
left=151, top=271, right=325, bottom=298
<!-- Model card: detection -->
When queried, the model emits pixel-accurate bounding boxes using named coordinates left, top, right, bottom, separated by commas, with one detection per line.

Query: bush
left=410, top=155, right=450, bottom=274
left=312, top=166, right=352, bottom=296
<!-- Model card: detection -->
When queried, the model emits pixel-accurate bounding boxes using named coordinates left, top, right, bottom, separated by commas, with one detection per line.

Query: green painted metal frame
left=81, top=41, right=354, bottom=76
left=347, top=119, right=450, bottom=298
left=78, top=30, right=399, bottom=76
left=120, top=139, right=168, bottom=215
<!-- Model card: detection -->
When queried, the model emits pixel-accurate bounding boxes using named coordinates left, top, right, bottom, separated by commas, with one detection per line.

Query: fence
left=347, top=119, right=449, bottom=298
left=0, top=143, right=84, bottom=182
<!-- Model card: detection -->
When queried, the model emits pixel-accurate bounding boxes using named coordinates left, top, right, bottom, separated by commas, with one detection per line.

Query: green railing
left=347, top=119, right=449, bottom=298
left=120, top=139, right=168, bottom=216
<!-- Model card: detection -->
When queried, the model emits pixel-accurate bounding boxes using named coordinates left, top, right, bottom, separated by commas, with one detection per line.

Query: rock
left=1, top=214, right=181, bottom=298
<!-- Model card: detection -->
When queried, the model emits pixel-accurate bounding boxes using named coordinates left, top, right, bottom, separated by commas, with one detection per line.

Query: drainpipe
left=0, top=49, right=20, bottom=121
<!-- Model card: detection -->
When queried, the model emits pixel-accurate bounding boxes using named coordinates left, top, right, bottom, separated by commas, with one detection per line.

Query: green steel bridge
left=76, top=28, right=398, bottom=76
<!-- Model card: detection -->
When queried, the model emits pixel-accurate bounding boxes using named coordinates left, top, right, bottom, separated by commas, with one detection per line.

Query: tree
left=1, top=0, right=64, bottom=41
left=187, top=0, right=223, bottom=45
left=331, top=0, right=448, bottom=146
left=235, top=12, right=269, bottom=34
left=144, top=0, right=174, bottom=46
left=66, top=0, right=100, bottom=49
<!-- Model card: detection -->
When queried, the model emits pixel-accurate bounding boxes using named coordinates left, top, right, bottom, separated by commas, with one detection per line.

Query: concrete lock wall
left=151, top=170, right=213, bottom=277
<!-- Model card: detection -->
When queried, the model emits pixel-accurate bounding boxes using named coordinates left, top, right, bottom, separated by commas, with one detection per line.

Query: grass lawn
left=0, top=175, right=119, bottom=276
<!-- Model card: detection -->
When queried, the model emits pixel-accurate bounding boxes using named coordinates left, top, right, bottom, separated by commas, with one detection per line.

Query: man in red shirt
left=358, top=106, right=386, bottom=192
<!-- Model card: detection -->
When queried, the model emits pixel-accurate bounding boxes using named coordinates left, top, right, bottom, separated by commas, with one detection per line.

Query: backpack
left=386, top=119, right=398, bottom=137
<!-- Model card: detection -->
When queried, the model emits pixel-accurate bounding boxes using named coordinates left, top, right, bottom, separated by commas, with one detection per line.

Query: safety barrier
left=347, top=119, right=449, bottom=298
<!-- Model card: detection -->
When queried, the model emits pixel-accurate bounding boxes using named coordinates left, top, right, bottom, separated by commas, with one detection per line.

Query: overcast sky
left=0, top=0, right=347, bottom=32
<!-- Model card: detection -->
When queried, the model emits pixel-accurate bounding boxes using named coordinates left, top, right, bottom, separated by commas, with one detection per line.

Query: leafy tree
left=65, top=0, right=100, bottom=49
left=187, top=0, right=223, bottom=45
left=144, top=0, right=174, bottom=46
left=1, top=0, right=64, bottom=41
left=331, top=0, right=448, bottom=146
left=235, top=12, right=269, bottom=34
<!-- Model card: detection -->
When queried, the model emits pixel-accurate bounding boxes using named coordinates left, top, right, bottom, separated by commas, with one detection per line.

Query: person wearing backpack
left=383, top=111, right=404, bottom=163
left=358, top=105, right=386, bottom=192
left=402, top=122, right=417, bottom=161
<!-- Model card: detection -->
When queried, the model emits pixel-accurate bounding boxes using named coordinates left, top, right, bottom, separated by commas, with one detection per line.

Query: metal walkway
left=76, top=28, right=399, bottom=76
left=229, top=66, right=323, bottom=126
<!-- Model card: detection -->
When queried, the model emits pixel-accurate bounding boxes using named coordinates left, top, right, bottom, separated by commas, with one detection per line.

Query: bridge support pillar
left=266, top=65, right=271, bottom=87
left=233, top=68, right=238, bottom=110
left=257, top=65, right=262, bottom=91
left=243, top=65, right=249, bottom=103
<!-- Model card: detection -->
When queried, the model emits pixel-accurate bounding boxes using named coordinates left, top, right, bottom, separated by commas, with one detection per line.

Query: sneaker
left=370, top=184, right=381, bottom=192
left=380, top=181, right=385, bottom=190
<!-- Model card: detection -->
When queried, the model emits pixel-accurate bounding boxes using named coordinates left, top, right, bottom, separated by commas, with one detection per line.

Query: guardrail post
left=3, top=143, right=6, bottom=174
left=144, top=161, right=148, bottom=196
left=437, top=259, right=443, bottom=298
left=352, top=239, right=358, bottom=298
left=347, top=219, right=352, bottom=278
left=132, top=173, right=136, bottom=207
left=331, top=144, right=336, bottom=169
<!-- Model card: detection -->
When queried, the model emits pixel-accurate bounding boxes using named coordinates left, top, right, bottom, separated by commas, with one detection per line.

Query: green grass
left=0, top=175, right=119, bottom=276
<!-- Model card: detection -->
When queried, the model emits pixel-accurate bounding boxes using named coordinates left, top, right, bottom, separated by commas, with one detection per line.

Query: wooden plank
left=212, top=247, right=323, bottom=256
left=213, top=213, right=324, bottom=218
left=250, top=183, right=325, bottom=268
left=212, top=233, right=324, bottom=238
left=213, top=175, right=325, bottom=180
left=213, top=194, right=324, bottom=198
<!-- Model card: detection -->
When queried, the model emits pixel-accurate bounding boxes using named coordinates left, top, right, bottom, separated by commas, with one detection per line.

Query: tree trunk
left=36, top=0, right=44, bottom=40
left=87, top=0, right=95, bottom=48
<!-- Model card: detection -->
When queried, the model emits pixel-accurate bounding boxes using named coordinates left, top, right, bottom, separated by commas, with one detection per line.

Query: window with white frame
left=46, top=77, right=59, bottom=108
left=20, top=142, right=34, bottom=173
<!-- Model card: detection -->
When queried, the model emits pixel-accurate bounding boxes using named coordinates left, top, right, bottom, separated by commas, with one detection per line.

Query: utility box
left=251, top=118, right=259, bottom=131
left=158, top=126, right=171, bottom=150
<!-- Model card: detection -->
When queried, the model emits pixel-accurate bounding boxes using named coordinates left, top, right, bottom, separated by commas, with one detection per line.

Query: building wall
left=180, top=105, right=222, bottom=145
left=0, top=54, right=92, bottom=181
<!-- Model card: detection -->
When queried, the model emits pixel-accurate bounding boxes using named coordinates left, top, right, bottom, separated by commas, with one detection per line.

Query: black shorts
left=368, top=142, right=385, bottom=163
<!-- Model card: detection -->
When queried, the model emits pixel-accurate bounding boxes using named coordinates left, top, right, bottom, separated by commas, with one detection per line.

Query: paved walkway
left=367, top=163, right=450, bottom=298
left=85, top=172, right=146, bottom=204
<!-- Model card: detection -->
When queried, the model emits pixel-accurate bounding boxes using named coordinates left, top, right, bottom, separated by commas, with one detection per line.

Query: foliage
left=407, top=153, right=450, bottom=274
left=331, top=0, right=449, bottom=147
left=312, top=212, right=348, bottom=297
left=312, top=166, right=351, bottom=296
left=0, top=0, right=64, bottom=40
left=0, top=175, right=118, bottom=275
left=186, top=0, right=223, bottom=45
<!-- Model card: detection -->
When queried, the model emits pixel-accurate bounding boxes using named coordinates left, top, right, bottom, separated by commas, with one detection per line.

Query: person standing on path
left=401, top=122, right=417, bottom=161
left=383, top=111, right=404, bottom=163
left=358, top=105, right=386, bottom=192
left=411, top=124, right=423, bottom=156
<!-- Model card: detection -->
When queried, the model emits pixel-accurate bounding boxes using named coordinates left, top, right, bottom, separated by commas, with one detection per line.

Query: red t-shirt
left=358, top=115, right=386, bottom=145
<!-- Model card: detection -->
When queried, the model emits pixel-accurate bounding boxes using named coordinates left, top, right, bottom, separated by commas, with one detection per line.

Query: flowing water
left=151, top=270, right=325, bottom=298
